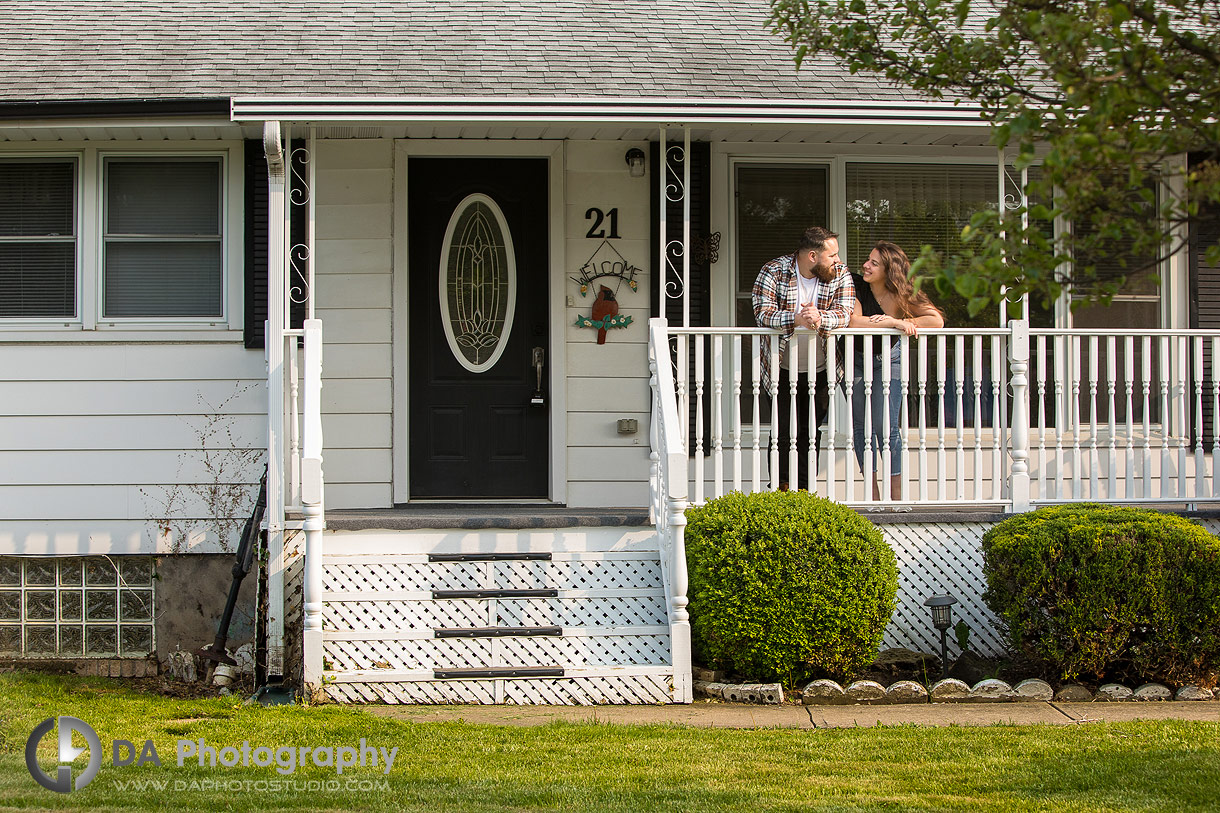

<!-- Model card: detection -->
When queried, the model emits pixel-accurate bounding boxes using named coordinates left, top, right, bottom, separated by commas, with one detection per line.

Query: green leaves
left=685, top=491, right=897, bottom=685
left=768, top=0, right=1220, bottom=310
left=982, top=505, right=1220, bottom=684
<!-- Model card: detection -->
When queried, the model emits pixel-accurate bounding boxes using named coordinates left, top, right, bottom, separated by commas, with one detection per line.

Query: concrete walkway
left=368, top=700, right=1220, bottom=729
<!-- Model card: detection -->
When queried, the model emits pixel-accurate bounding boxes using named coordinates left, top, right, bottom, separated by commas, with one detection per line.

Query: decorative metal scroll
left=288, top=142, right=312, bottom=309
left=663, top=143, right=687, bottom=304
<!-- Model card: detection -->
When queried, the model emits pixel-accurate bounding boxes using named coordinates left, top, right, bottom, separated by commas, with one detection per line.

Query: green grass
left=0, top=672, right=1217, bottom=812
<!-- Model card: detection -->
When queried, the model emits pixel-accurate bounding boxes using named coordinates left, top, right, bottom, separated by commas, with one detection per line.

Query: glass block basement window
left=0, top=557, right=155, bottom=657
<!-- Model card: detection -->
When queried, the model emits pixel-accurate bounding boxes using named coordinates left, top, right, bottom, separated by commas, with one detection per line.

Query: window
left=0, top=149, right=230, bottom=327
left=734, top=163, right=829, bottom=326
left=846, top=162, right=998, bottom=329
left=103, top=158, right=223, bottom=318
left=0, top=159, right=77, bottom=318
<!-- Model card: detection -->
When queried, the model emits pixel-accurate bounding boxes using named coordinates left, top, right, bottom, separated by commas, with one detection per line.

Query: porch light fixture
left=924, top=594, right=958, bottom=679
left=625, top=148, right=646, bottom=177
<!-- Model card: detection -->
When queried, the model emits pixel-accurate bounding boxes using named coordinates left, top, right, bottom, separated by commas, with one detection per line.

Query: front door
left=408, top=158, right=549, bottom=499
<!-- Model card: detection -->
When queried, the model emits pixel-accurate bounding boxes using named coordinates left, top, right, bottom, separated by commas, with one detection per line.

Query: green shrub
left=982, top=504, right=1220, bottom=686
left=684, top=490, right=898, bottom=685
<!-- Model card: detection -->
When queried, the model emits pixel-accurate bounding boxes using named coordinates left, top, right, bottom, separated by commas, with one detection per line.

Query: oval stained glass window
left=438, top=194, right=517, bottom=373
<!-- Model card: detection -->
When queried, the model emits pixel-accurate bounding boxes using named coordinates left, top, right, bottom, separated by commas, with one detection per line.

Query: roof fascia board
left=231, top=97, right=990, bottom=129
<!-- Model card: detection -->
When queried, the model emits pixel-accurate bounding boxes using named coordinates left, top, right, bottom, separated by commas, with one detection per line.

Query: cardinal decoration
left=572, top=240, right=638, bottom=343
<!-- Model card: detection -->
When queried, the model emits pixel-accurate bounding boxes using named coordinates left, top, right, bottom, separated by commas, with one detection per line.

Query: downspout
left=263, top=121, right=287, bottom=679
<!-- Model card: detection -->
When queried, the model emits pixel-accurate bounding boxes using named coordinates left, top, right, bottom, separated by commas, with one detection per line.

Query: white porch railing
left=649, top=318, right=1220, bottom=512
left=648, top=320, right=693, bottom=703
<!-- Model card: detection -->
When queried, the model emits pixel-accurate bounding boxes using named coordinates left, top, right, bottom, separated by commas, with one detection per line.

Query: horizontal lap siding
left=314, top=140, right=394, bottom=509
left=0, top=343, right=265, bottom=552
left=564, top=142, right=653, bottom=508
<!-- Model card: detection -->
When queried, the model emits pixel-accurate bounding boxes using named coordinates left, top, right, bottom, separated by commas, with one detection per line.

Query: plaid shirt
left=752, top=252, right=856, bottom=391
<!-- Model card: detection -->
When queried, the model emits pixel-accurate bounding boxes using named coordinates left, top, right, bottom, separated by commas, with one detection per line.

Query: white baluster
left=1142, top=335, right=1153, bottom=498
left=711, top=334, right=724, bottom=498
left=1036, top=334, right=1048, bottom=502
left=937, top=334, right=948, bottom=501
left=1106, top=335, right=1117, bottom=499
left=1194, top=335, right=1205, bottom=499
left=693, top=334, right=704, bottom=505
left=972, top=335, right=983, bottom=502
left=732, top=333, right=743, bottom=494
left=917, top=334, right=929, bottom=503
left=1160, top=335, right=1172, bottom=499
left=752, top=334, right=762, bottom=494
left=1087, top=335, right=1100, bottom=499
left=1124, top=335, right=1136, bottom=499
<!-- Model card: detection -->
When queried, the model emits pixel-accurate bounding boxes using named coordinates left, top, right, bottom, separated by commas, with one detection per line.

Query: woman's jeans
left=851, top=347, right=904, bottom=475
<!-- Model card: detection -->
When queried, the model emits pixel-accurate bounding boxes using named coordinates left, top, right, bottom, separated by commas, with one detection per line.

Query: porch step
left=311, top=525, right=681, bottom=704
left=433, top=667, right=565, bottom=679
left=434, top=626, right=563, bottom=638
left=432, top=588, right=559, bottom=599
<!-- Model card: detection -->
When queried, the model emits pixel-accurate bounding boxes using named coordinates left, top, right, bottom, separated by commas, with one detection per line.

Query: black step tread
left=433, top=667, right=565, bottom=679
left=432, top=589, right=559, bottom=599
left=428, top=553, right=552, bottom=562
left=434, top=626, right=563, bottom=639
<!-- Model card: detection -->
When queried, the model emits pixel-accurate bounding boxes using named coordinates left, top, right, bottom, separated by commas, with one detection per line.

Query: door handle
left=531, top=347, right=545, bottom=406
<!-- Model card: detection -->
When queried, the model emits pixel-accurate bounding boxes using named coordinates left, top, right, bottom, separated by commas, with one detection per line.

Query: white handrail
left=648, top=317, right=692, bottom=703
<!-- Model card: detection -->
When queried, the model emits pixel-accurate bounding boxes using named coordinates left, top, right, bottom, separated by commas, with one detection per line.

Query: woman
left=849, top=241, right=944, bottom=503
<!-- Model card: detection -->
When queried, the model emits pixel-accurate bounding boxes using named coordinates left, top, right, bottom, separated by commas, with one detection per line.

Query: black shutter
left=243, top=139, right=307, bottom=349
left=243, top=139, right=268, bottom=348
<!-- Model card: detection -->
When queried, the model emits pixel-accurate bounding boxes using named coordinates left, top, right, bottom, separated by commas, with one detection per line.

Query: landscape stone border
left=690, top=667, right=1218, bottom=705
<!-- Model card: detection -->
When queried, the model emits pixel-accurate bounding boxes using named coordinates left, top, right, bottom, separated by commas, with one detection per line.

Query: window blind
left=0, top=160, right=76, bottom=318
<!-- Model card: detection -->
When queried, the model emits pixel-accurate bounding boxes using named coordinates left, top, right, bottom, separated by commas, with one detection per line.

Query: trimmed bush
left=685, top=491, right=898, bottom=685
left=982, top=504, right=1220, bottom=685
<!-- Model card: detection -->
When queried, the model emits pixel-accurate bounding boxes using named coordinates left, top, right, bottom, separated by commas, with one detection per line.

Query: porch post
left=301, top=319, right=325, bottom=691
left=262, top=121, right=287, bottom=677
left=1008, top=319, right=1031, bottom=512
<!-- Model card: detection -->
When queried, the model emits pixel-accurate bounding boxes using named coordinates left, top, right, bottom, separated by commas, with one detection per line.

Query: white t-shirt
left=782, top=271, right=826, bottom=372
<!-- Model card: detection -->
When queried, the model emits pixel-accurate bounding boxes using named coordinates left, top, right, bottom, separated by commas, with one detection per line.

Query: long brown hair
left=873, top=240, right=940, bottom=319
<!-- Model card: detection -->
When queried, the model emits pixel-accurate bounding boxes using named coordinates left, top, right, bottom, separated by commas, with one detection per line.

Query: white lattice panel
left=492, top=559, right=663, bottom=590
left=497, top=596, right=668, bottom=627
left=324, top=633, right=671, bottom=672
left=325, top=598, right=491, bottom=633
left=879, top=523, right=1005, bottom=657
left=324, top=675, right=675, bottom=705
left=324, top=561, right=483, bottom=594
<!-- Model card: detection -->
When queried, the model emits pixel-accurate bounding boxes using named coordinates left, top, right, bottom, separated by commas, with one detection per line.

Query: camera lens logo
left=25, top=716, right=102, bottom=793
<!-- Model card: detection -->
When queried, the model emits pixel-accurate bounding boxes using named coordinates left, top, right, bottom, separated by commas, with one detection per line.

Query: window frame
left=0, top=141, right=244, bottom=337
left=0, top=154, right=83, bottom=324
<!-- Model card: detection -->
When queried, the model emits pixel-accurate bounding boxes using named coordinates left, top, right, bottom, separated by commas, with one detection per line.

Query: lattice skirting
left=324, top=674, right=676, bottom=705
left=879, top=522, right=1005, bottom=657
left=324, top=633, right=672, bottom=672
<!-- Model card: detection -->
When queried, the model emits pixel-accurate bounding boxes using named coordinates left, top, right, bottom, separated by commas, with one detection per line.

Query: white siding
left=563, top=141, right=653, bottom=508
left=313, top=140, right=394, bottom=509
left=0, top=343, right=265, bottom=553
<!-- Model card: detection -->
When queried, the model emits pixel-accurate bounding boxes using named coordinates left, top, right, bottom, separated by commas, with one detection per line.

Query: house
left=2, top=0, right=1217, bottom=703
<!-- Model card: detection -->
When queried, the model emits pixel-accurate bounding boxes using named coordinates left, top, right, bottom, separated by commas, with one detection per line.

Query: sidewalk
left=368, top=699, right=1220, bottom=729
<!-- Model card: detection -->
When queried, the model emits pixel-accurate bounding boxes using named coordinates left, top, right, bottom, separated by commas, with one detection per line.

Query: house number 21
left=585, top=207, right=621, bottom=239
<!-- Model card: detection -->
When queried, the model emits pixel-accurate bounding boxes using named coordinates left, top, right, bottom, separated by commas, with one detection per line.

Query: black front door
left=408, top=158, right=549, bottom=498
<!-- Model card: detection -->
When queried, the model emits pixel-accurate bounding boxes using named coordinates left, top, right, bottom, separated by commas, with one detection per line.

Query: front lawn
left=0, top=672, right=1217, bottom=812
